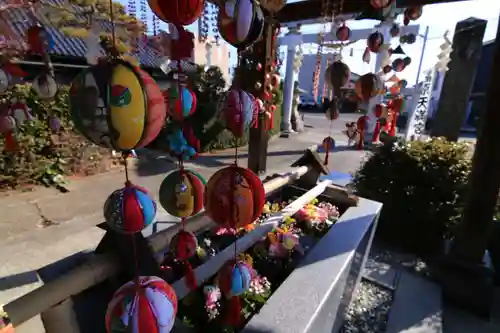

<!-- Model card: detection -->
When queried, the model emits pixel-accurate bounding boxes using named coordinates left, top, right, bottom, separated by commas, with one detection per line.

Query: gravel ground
left=339, top=279, right=394, bottom=333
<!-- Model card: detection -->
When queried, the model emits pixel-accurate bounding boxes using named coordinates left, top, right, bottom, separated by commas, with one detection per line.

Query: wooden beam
left=276, top=0, right=471, bottom=24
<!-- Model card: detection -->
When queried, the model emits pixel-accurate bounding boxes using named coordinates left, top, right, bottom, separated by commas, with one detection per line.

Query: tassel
left=4, top=131, right=17, bottom=152
left=372, top=119, right=381, bottom=143
left=184, top=261, right=197, bottom=290
left=357, top=130, right=364, bottom=150
left=323, top=150, right=329, bottom=166
left=225, top=296, right=242, bottom=326
left=389, top=115, right=397, bottom=137
left=268, top=112, right=273, bottom=130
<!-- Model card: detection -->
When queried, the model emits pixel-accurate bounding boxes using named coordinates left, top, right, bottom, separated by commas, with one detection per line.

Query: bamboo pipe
left=5, top=166, right=311, bottom=327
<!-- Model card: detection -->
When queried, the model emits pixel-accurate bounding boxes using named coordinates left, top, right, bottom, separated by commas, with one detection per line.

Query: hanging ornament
left=325, top=61, right=350, bottom=92
left=392, top=58, right=405, bottom=72
left=404, top=6, right=423, bottom=26
left=383, top=65, right=392, bottom=74
left=336, top=24, right=351, bottom=42
left=26, top=25, right=54, bottom=55
left=218, top=89, right=257, bottom=138
left=148, top=0, right=204, bottom=26
left=355, top=73, right=380, bottom=102
left=216, top=260, right=253, bottom=325
left=69, top=59, right=166, bottom=151
left=270, top=73, right=281, bottom=89
left=164, top=86, right=197, bottom=121
left=322, top=136, right=335, bottom=165
left=103, top=183, right=157, bottom=234
left=32, top=73, right=57, bottom=100
left=105, top=276, right=177, bottom=333
left=260, top=0, right=286, bottom=13
left=403, top=56, right=412, bottom=66
left=159, top=169, right=205, bottom=218
left=166, top=128, right=198, bottom=160
left=169, top=229, right=199, bottom=289
left=218, top=0, right=264, bottom=49
left=390, top=23, right=400, bottom=37
left=356, top=115, right=368, bottom=150
left=367, top=32, right=384, bottom=53
left=205, top=165, right=265, bottom=229
left=372, top=104, right=385, bottom=143
left=9, top=97, right=32, bottom=126
left=369, top=0, right=392, bottom=9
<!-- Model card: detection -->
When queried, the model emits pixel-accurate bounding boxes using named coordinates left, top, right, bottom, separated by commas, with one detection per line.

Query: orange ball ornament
left=204, top=166, right=265, bottom=229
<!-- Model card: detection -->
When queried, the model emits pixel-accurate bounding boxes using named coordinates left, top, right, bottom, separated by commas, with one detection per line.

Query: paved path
left=0, top=113, right=368, bottom=320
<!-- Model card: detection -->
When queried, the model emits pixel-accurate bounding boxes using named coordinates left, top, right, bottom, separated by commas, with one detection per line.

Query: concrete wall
left=192, top=38, right=232, bottom=86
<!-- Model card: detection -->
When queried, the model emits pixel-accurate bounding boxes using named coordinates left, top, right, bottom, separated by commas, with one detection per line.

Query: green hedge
left=0, top=84, right=116, bottom=190
left=353, top=137, right=472, bottom=257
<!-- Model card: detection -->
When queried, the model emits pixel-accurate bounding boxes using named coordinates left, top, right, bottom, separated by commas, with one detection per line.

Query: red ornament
left=336, top=24, right=351, bottom=42
left=375, top=104, right=384, bottom=118
left=356, top=116, right=368, bottom=150
left=355, top=73, right=379, bottom=101
left=326, top=61, right=350, bottom=92
left=219, top=89, right=257, bottom=137
left=204, top=166, right=265, bottom=229
left=27, top=25, right=51, bottom=54
left=170, top=26, right=195, bottom=60
left=322, top=136, right=335, bottom=165
left=405, top=6, right=423, bottom=21
left=170, top=230, right=199, bottom=290
left=369, top=0, right=392, bottom=9
left=367, top=32, right=384, bottom=53
left=148, top=0, right=204, bottom=26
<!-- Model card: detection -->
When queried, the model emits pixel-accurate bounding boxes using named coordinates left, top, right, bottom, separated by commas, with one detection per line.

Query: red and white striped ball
left=105, top=276, right=177, bottom=333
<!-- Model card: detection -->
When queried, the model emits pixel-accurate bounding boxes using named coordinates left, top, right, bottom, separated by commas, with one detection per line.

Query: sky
left=124, top=0, right=500, bottom=85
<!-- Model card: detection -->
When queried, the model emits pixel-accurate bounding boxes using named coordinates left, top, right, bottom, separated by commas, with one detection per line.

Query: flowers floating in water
left=248, top=275, right=271, bottom=296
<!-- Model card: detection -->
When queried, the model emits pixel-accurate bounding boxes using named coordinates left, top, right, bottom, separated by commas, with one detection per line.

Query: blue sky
left=124, top=0, right=499, bottom=85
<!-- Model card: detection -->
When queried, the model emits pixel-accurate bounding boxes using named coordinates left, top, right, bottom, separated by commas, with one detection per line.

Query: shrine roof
left=0, top=0, right=163, bottom=68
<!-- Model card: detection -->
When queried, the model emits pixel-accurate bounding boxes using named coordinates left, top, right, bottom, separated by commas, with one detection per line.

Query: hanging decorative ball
left=218, top=89, right=257, bottom=138
left=336, top=24, right=351, bottom=42
left=375, top=104, right=385, bottom=118
left=205, top=165, right=265, bottom=229
left=270, top=73, right=281, bottom=89
left=392, top=58, right=405, bottom=72
left=405, top=6, right=423, bottom=21
left=260, top=0, right=286, bottom=13
left=382, top=65, right=392, bottom=74
left=26, top=25, right=54, bottom=54
left=159, top=169, right=206, bottom=218
left=355, top=73, right=379, bottom=102
left=218, top=0, right=265, bottom=50
left=325, top=61, right=350, bottom=92
left=32, top=73, right=57, bottom=99
left=69, top=59, right=166, bottom=151
left=217, top=260, right=253, bottom=297
left=105, top=276, right=177, bottom=333
left=0, top=69, right=10, bottom=93
left=369, top=0, right=392, bottom=9
left=390, top=24, right=400, bottom=37
left=0, top=115, right=15, bottom=134
left=403, top=56, right=412, bottom=66
left=322, top=136, right=335, bottom=152
left=104, top=183, right=157, bottom=234
left=367, top=32, right=384, bottom=53
left=164, top=86, right=197, bottom=121
left=148, top=0, right=203, bottom=26
left=170, top=230, right=198, bottom=261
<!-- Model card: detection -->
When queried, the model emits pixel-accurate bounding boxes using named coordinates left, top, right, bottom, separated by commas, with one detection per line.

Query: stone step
left=386, top=270, right=443, bottom=333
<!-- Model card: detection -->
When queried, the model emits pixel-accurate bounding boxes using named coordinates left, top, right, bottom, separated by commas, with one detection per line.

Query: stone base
left=439, top=256, right=494, bottom=319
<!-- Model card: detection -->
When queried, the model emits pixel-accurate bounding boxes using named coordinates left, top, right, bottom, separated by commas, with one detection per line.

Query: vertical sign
left=404, top=68, right=436, bottom=140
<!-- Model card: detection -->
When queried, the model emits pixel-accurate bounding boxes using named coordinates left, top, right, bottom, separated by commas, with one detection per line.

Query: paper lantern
left=32, top=74, right=57, bottom=99
left=217, top=260, right=253, bottom=297
left=163, top=86, right=197, bottom=121
left=104, top=183, right=157, bottom=234
left=355, top=73, right=379, bottom=101
left=218, top=0, right=265, bottom=49
left=260, top=0, right=286, bottom=13
left=159, top=169, right=205, bottom=218
left=69, top=59, right=166, bottom=151
left=148, top=0, right=203, bottom=26
left=369, top=0, right=391, bottom=9
left=325, top=61, right=350, bottom=92
left=367, top=32, right=384, bottom=53
left=219, top=89, right=257, bottom=137
left=105, top=276, right=177, bottom=333
left=336, top=24, right=351, bottom=42
left=205, top=165, right=265, bottom=229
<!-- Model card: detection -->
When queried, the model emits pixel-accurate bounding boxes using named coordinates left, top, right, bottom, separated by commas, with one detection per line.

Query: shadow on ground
left=0, top=271, right=39, bottom=291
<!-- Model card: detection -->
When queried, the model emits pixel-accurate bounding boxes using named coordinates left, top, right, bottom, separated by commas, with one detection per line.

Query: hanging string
left=123, top=153, right=130, bottom=184
left=108, top=0, right=118, bottom=58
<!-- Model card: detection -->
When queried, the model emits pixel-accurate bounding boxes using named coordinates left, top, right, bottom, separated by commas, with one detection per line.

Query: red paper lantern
left=367, top=32, right=384, bottom=53
left=325, top=61, right=350, bottom=92
left=148, top=0, right=204, bottom=26
left=336, top=24, right=351, bottom=42
left=204, top=166, right=265, bottom=229
left=355, top=73, right=379, bottom=101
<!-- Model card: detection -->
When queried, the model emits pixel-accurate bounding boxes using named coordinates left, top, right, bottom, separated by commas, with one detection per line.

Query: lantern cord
left=131, top=235, right=141, bottom=290
left=123, top=153, right=130, bottom=185
left=108, top=0, right=117, bottom=55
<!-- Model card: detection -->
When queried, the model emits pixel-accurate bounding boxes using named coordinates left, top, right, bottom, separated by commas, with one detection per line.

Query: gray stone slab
left=363, top=258, right=398, bottom=290
left=386, top=271, right=443, bottom=333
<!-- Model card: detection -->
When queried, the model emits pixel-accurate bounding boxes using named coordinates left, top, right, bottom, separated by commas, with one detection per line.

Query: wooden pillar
left=441, top=17, right=500, bottom=318
left=248, top=21, right=275, bottom=175
left=430, top=18, right=487, bottom=141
